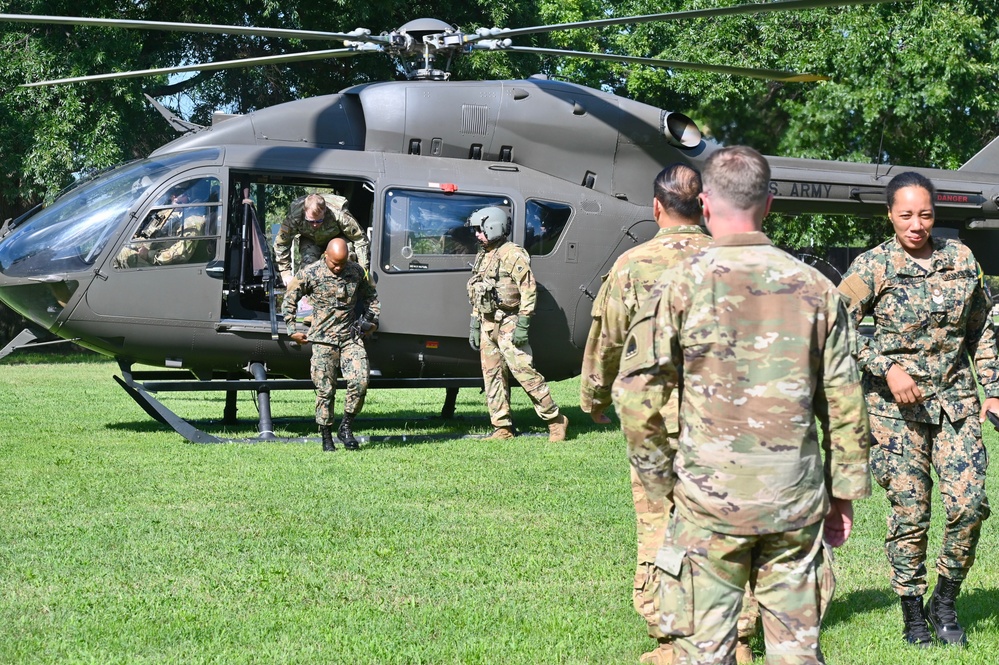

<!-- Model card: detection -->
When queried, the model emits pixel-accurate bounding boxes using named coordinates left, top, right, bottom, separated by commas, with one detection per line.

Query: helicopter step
left=114, top=359, right=483, bottom=443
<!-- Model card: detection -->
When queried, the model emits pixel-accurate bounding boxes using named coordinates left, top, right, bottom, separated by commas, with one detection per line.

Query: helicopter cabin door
left=86, top=175, right=224, bottom=323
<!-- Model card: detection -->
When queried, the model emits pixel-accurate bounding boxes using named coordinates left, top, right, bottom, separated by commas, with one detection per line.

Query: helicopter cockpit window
left=0, top=149, right=219, bottom=278
left=525, top=200, right=572, bottom=256
left=382, top=190, right=508, bottom=272
left=114, top=177, right=222, bottom=269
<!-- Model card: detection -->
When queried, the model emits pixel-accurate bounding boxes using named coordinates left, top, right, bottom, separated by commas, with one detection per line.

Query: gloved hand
left=469, top=316, right=481, bottom=350
left=513, top=315, right=531, bottom=347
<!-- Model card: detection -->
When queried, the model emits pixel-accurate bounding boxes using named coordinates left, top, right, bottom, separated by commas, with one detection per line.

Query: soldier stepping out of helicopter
left=283, top=238, right=379, bottom=451
left=466, top=206, right=568, bottom=442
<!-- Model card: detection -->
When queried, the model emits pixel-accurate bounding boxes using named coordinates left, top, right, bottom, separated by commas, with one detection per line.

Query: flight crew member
left=614, top=146, right=871, bottom=664
left=466, top=206, right=569, bottom=442
left=275, top=192, right=370, bottom=286
left=580, top=164, right=759, bottom=665
left=283, top=238, right=380, bottom=452
left=838, top=171, right=999, bottom=647
left=114, top=181, right=208, bottom=268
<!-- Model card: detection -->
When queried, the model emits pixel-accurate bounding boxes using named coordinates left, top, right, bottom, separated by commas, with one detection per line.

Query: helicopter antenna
left=144, top=94, right=204, bottom=134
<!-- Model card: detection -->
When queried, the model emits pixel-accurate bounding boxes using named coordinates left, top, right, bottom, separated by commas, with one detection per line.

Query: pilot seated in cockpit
left=113, top=180, right=209, bottom=269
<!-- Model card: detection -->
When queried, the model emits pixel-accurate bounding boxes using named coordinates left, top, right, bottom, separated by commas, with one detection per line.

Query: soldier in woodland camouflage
left=579, top=164, right=760, bottom=664
left=466, top=206, right=568, bottom=442
left=838, top=171, right=999, bottom=648
left=275, top=192, right=370, bottom=286
left=283, top=238, right=379, bottom=451
left=614, top=146, right=871, bottom=665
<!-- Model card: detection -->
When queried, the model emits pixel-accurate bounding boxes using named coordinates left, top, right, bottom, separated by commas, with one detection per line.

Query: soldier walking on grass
left=580, top=164, right=761, bottom=664
left=283, top=238, right=379, bottom=451
left=613, top=146, right=871, bottom=664
left=466, top=206, right=568, bottom=442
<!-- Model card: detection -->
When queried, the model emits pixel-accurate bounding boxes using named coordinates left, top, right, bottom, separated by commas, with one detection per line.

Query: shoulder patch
left=618, top=309, right=660, bottom=377
left=837, top=273, right=871, bottom=309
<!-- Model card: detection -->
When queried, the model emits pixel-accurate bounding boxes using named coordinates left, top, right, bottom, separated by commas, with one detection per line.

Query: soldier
left=466, top=206, right=569, bottom=442
left=582, top=164, right=760, bottom=664
left=114, top=180, right=211, bottom=268
left=275, top=192, right=370, bottom=287
left=838, top=171, right=999, bottom=647
left=283, top=237, right=380, bottom=452
left=613, top=146, right=871, bottom=664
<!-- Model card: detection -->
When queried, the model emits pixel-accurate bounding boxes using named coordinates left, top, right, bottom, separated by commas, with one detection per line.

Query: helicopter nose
left=0, top=271, right=80, bottom=332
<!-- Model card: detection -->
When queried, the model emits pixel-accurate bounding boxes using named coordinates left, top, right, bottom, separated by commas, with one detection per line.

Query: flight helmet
left=467, top=206, right=511, bottom=242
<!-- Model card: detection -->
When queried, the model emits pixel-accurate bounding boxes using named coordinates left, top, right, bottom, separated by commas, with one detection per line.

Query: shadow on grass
left=822, top=583, right=999, bottom=634
left=104, top=410, right=495, bottom=447
left=822, top=587, right=897, bottom=627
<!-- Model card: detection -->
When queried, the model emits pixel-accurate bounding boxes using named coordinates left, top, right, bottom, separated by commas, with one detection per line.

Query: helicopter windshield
left=0, top=149, right=219, bottom=278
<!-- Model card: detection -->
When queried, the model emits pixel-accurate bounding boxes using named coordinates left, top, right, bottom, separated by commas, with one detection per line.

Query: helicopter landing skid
left=114, top=360, right=484, bottom=444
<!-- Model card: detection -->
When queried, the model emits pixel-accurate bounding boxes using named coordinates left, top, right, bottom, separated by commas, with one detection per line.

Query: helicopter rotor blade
left=481, top=45, right=828, bottom=82
left=20, top=47, right=376, bottom=87
left=0, top=13, right=388, bottom=44
left=465, top=0, right=900, bottom=43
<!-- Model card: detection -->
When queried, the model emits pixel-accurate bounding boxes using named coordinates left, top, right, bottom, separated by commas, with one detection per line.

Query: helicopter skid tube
left=114, top=360, right=484, bottom=443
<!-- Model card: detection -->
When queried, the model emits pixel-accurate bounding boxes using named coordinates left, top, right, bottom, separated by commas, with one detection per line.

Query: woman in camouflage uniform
left=839, top=171, right=999, bottom=647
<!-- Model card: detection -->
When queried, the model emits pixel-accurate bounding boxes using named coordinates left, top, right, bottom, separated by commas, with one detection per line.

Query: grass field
left=1, top=358, right=998, bottom=664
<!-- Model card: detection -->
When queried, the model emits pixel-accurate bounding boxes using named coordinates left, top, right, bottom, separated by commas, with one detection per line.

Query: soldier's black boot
left=927, top=576, right=967, bottom=646
left=337, top=412, right=360, bottom=450
left=900, top=595, right=933, bottom=647
left=319, top=425, right=336, bottom=452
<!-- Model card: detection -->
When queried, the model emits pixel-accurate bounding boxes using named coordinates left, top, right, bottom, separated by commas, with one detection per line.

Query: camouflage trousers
left=310, top=339, right=369, bottom=425
left=479, top=314, right=559, bottom=427
left=632, top=462, right=760, bottom=641
left=299, top=238, right=325, bottom=268
left=868, top=413, right=990, bottom=596
left=657, top=512, right=834, bottom=665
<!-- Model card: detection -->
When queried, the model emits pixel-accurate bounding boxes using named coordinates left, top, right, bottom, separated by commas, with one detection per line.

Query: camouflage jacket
left=613, top=232, right=871, bottom=536
left=274, top=193, right=369, bottom=277
left=282, top=259, right=380, bottom=345
left=838, top=236, right=999, bottom=423
left=580, top=224, right=711, bottom=416
left=467, top=239, right=536, bottom=319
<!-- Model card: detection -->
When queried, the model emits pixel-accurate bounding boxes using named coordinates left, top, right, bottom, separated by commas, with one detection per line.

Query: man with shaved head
left=283, top=237, right=380, bottom=451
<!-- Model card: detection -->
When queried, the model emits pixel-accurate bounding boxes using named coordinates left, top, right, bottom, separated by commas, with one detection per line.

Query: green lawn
left=1, top=359, right=997, bottom=664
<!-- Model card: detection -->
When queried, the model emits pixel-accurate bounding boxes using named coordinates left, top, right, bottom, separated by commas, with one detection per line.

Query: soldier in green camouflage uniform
left=283, top=238, right=380, bottom=451
left=466, top=206, right=568, bottom=442
left=614, top=147, right=871, bottom=665
left=114, top=181, right=210, bottom=268
left=580, top=164, right=757, bottom=664
left=275, top=192, right=370, bottom=286
left=838, top=171, right=999, bottom=647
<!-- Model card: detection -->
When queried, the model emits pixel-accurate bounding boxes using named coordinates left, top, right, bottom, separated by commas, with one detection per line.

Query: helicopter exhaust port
left=661, top=111, right=701, bottom=149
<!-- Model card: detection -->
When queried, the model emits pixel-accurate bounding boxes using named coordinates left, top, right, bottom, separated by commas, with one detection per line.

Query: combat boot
left=735, top=636, right=754, bottom=664
left=638, top=638, right=673, bottom=665
left=899, top=595, right=933, bottom=647
left=337, top=412, right=360, bottom=450
left=319, top=425, right=336, bottom=452
left=547, top=413, right=569, bottom=442
left=927, top=576, right=967, bottom=646
left=485, top=426, right=515, bottom=440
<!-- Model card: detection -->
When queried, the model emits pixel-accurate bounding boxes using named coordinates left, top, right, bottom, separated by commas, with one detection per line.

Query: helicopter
left=2, top=1, right=999, bottom=442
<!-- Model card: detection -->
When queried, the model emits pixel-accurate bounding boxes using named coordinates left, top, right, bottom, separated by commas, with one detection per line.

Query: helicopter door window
left=381, top=190, right=509, bottom=272
left=114, top=177, right=222, bottom=269
left=525, top=200, right=572, bottom=256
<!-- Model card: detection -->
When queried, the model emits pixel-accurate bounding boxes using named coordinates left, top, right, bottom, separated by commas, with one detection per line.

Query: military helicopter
left=2, top=1, right=999, bottom=442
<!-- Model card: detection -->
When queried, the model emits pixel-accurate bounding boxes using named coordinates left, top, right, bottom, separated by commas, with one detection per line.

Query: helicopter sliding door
left=86, top=173, right=224, bottom=323
left=377, top=188, right=507, bottom=336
